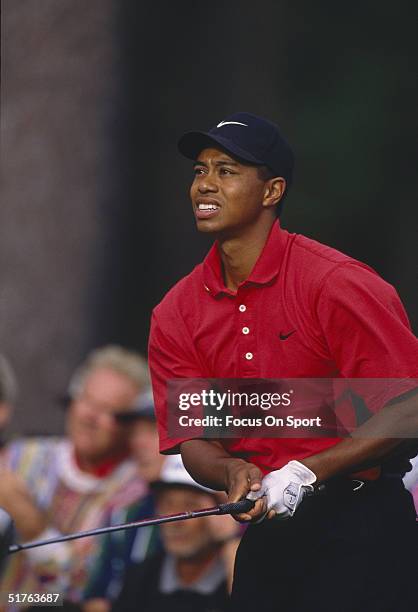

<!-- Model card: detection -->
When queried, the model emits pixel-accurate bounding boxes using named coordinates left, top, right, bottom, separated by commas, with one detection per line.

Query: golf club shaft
left=9, top=498, right=254, bottom=554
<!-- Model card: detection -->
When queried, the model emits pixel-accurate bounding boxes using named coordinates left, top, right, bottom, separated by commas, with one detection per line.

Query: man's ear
left=263, top=177, right=286, bottom=209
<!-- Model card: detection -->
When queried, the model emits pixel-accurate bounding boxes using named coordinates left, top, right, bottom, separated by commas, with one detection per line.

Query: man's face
left=66, top=366, right=139, bottom=464
left=129, top=418, right=164, bottom=482
left=157, top=487, right=217, bottom=560
left=190, top=147, right=270, bottom=236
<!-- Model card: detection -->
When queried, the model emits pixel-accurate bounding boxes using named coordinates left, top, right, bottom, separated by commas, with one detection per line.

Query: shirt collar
left=72, top=447, right=130, bottom=478
left=202, top=220, right=288, bottom=297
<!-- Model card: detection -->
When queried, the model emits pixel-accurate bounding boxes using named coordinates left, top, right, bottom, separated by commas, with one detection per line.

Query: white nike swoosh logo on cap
left=216, top=121, right=248, bottom=128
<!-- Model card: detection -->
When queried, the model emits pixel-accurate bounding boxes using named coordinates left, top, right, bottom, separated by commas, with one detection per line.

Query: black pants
left=230, top=477, right=417, bottom=612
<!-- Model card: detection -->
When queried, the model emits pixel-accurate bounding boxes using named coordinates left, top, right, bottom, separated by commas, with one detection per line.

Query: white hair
left=68, top=345, right=150, bottom=398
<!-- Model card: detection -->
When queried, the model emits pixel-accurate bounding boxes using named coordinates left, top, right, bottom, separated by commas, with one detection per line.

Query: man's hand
left=224, top=458, right=268, bottom=522
left=248, top=461, right=317, bottom=520
left=0, top=470, right=48, bottom=540
left=180, top=440, right=268, bottom=522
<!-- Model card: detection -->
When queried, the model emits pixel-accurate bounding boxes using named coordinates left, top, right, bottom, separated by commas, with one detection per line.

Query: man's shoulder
left=153, top=263, right=204, bottom=317
left=6, top=436, right=64, bottom=465
left=293, top=233, right=367, bottom=268
left=290, top=234, right=413, bottom=339
left=291, top=233, right=381, bottom=286
left=4, top=437, right=66, bottom=499
left=280, top=232, right=401, bottom=316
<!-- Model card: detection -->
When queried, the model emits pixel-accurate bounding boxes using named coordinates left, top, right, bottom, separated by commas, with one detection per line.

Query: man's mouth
left=195, top=200, right=221, bottom=219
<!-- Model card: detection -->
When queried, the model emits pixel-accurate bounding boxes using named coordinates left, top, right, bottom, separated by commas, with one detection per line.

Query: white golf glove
left=247, top=460, right=317, bottom=520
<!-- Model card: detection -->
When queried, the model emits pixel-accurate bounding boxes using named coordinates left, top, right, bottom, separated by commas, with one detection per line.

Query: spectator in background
left=403, top=454, right=418, bottom=513
left=0, top=346, right=149, bottom=605
left=113, top=455, right=240, bottom=612
left=83, top=390, right=165, bottom=612
left=0, top=354, right=18, bottom=451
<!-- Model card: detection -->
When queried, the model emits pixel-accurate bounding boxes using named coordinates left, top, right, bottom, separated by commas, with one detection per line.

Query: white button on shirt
left=245, top=352, right=253, bottom=360
left=242, top=327, right=250, bottom=335
left=239, top=305, right=246, bottom=312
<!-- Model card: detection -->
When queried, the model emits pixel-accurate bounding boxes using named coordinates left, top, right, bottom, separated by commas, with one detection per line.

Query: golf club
left=2, top=498, right=255, bottom=556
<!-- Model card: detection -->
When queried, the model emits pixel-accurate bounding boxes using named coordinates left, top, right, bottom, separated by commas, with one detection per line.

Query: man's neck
left=175, top=548, right=218, bottom=586
left=73, top=448, right=128, bottom=477
left=218, top=217, right=275, bottom=291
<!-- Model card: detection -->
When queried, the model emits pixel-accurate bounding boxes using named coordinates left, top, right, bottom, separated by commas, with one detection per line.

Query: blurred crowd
left=0, top=348, right=417, bottom=611
left=0, top=347, right=242, bottom=612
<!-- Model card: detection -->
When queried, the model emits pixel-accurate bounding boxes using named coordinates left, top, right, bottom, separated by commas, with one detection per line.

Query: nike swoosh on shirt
left=216, top=121, right=248, bottom=128
left=279, top=330, right=296, bottom=340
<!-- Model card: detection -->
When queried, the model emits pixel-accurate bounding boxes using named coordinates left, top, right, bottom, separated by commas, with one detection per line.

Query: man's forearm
left=0, top=475, right=48, bottom=541
left=180, top=438, right=268, bottom=521
left=302, top=392, right=418, bottom=482
left=301, top=437, right=400, bottom=482
left=4, top=500, right=47, bottom=541
left=180, top=439, right=244, bottom=491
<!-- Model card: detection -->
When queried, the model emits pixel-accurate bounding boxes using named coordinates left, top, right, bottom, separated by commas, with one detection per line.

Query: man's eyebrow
left=215, top=159, right=239, bottom=166
left=194, top=159, right=240, bottom=166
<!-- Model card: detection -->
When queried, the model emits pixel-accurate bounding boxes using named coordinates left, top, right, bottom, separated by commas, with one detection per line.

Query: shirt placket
left=236, top=286, right=258, bottom=376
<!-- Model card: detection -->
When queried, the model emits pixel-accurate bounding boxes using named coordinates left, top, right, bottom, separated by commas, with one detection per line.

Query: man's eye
left=220, top=168, right=235, bottom=175
left=193, top=167, right=205, bottom=175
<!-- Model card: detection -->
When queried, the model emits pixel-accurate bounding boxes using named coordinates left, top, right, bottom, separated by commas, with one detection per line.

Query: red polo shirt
left=149, top=221, right=418, bottom=472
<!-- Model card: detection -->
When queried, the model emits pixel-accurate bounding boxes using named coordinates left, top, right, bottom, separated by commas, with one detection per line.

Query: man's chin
left=73, top=444, right=109, bottom=466
left=195, top=218, right=225, bottom=234
left=166, top=545, right=207, bottom=560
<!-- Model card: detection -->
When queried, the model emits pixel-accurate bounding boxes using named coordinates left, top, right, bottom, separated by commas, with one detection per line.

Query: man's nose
left=77, top=398, right=99, bottom=422
left=198, top=173, right=218, bottom=193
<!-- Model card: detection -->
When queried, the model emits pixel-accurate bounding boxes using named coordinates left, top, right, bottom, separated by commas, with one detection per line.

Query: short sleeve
left=316, top=263, right=418, bottom=410
left=148, top=307, right=206, bottom=454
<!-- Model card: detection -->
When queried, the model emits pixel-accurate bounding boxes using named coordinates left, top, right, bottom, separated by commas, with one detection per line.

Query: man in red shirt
left=149, top=113, right=418, bottom=611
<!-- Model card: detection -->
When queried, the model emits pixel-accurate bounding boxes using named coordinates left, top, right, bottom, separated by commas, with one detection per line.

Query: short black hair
left=257, top=166, right=289, bottom=217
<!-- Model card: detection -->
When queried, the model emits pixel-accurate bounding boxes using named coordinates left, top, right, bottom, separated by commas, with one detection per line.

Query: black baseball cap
left=178, top=112, right=294, bottom=187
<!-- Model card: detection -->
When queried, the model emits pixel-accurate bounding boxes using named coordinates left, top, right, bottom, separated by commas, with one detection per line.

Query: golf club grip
left=218, top=498, right=255, bottom=514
